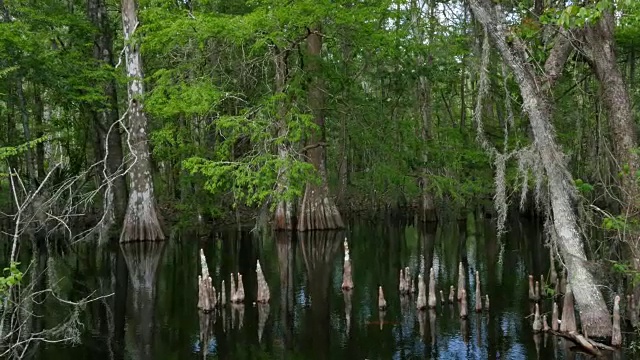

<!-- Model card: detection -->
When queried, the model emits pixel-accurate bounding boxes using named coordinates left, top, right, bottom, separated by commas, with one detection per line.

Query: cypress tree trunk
left=88, top=0, right=128, bottom=229
left=583, top=12, right=640, bottom=215
left=273, top=51, right=296, bottom=230
left=120, top=0, right=164, bottom=242
left=297, top=28, right=344, bottom=231
left=582, top=9, right=640, bottom=302
left=411, top=0, right=437, bottom=222
left=469, top=0, right=612, bottom=337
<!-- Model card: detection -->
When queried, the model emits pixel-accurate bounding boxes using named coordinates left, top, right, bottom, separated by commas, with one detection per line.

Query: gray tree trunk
left=583, top=11, right=640, bottom=215
left=88, top=0, right=128, bottom=229
left=469, top=0, right=612, bottom=337
left=120, top=0, right=164, bottom=242
left=582, top=9, right=640, bottom=302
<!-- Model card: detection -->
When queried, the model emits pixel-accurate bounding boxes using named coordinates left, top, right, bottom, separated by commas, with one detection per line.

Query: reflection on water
left=24, top=217, right=631, bottom=359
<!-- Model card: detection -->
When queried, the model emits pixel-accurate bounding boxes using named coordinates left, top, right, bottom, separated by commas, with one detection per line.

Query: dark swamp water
left=4, top=216, right=635, bottom=359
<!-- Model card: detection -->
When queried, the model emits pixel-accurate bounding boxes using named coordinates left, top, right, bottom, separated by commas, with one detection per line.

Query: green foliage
left=543, top=283, right=556, bottom=298
left=0, top=262, right=23, bottom=299
left=0, top=135, right=50, bottom=162
left=610, top=260, right=640, bottom=286
left=574, top=178, right=594, bottom=194
left=603, top=215, right=628, bottom=231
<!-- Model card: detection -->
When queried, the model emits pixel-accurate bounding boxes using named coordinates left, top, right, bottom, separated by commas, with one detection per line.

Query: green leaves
left=183, top=154, right=315, bottom=208
left=0, top=135, right=50, bottom=162
left=574, top=178, right=594, bottom=194
left=0, top=262, right=23, bottom=299
left=555, top=1, right=613, bottom=28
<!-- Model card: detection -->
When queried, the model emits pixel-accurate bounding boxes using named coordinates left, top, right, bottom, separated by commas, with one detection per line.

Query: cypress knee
left=230, top=273, right=237, bottom=303
left=405, top=267, right=412, bottom=294
left=559, top=269, right=567, bottom=295
left=532, top=303, right=542, bottom=333
left=428, top=268, right=437, bottom=309
left=528, top=275, right=536, bottom=301
left=560, top=284, right=576, bottom=333
left=543, top=314, right=550, bottom=332
left=612, top=295, right=621, bottom=347
left=378, top=286, right=387, bottom=310
left=221, top=280, right=226, bottom=305
left=341, top=239, right=354, bottom=290
left=457, top=262, right=465, bottom=302
left=198, top=249, right=216, bottom=312
left=236, top=274, right=245, bottom=303
left=460, top=289, right=468, bottom=319
left=416, top=274, right=427, bottom=310
left=256, top=260, right=270, bottom=303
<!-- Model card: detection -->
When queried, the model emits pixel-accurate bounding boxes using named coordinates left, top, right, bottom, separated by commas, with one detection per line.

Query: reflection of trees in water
left=121, top=242, right=165, bottom=360
left=276, top=232, right=295, bottom=349
left=257, top=303, right=269, bottom=343
left=97, top=245, right=128, bottom=360
left=198, top=312, right=215, bottom=358
left=299, top=231, right=342, bottom=359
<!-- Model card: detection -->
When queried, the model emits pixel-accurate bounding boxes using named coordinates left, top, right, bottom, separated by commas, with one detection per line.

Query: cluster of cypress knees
left=196, top=242, right=624, bottom=355
left=373, top=260, right=489, bottom=319
left=197, top=248, right=271, bottom=311
left=527, top=249, right=622, bottom=356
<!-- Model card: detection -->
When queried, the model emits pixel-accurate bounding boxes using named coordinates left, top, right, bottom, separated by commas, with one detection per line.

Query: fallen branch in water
left=546, top=330, right=617, bottom=357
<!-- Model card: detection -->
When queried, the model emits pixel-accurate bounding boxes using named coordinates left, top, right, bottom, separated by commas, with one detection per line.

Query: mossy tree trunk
left=469, top=0, right=612, bottom=337
left=120, top=0, right=164, bottom=242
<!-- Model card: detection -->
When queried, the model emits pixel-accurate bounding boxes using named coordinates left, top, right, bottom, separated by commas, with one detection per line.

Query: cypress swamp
left=1, top=0, right=640, bottom=358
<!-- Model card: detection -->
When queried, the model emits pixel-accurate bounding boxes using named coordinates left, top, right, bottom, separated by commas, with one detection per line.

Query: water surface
left=12, top=216, right=630, bottom=359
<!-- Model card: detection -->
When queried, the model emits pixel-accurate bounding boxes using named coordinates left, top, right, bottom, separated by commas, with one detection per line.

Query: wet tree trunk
left=469, top=0, right=612, bottom=337
left=120, top=0, right=164, bottom=242
left=583, top=12, right=640, bottom=215
left=88, top=0, right=128, bottom=228
left=273, top=50, right=296, bottom=230
left=297, top=28, right=344, bottom=231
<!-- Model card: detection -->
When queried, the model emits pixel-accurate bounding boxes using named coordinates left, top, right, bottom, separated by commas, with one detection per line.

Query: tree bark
left=297, top=28, right=344, bottom=231
left=581, top=10, right=640, bottom=302
left=33, top=89, right=45, bottom=180
left=88, top=0, right=128, bottom=229
left=16, top=79, right=36, bottom=189
left=273, top=50, right=296, bottom=230
left=469, top=0, right=612, bottom=337
left=583, top=11, right=640, bottom=216
left=120, top=0, right=164, bottom=242
left=412, top=0, right=437, bottom=222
